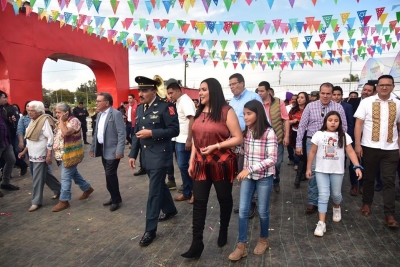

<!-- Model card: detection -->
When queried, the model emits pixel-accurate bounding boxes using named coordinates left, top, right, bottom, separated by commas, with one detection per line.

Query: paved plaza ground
left=1, top=136, right=400, bottom=267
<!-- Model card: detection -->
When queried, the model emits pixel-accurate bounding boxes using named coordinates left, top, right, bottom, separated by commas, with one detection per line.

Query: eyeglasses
left=96, top=100, right=105, bottom=103
left=321, top=107, right=325, bottom=117
left=377, top=84, right=394, bottom=88
left=229, top=82, right=240, bottom=87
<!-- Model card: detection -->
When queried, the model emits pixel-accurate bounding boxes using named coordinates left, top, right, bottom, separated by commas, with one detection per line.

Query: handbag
left=62, top=118, right=84, bottom=168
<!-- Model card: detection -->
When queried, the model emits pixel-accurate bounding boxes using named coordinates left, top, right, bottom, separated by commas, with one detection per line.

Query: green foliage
left=342, top=74, right=359, bottom=82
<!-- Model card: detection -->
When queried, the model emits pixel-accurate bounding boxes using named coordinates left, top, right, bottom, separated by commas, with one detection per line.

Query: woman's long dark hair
left=243, top=100, right=271, bottom=139
left=290, top=91, right=309, bottom=115
left=23, top=100, right=32, bottom=116
left=320, top=111, right=345, bottom=148
left=194, top=78, right=227, bottom=122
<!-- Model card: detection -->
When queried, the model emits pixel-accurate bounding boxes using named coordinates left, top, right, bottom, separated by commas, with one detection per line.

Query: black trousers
left=98, top=143, right=122, bottom=204
left=81, top=122, right=88, bottom=143
left=362, top=146, right=398, bottom=216
left=192, top=178, right=233, bottom=241
left=146, top=167, right=176, bottom=232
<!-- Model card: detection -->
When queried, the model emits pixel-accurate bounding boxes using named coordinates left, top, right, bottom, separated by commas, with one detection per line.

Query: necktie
left=144, top=104, right=149, bottom=111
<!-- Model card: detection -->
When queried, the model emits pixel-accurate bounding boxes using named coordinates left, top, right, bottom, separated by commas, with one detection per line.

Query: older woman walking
left=51, top=102, right=93, bottom=212
left=18, top=101, right=61, bottom=212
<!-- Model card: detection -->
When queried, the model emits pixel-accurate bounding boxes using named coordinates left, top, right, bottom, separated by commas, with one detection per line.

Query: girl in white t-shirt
left=306, top=111, right=362, bottom=237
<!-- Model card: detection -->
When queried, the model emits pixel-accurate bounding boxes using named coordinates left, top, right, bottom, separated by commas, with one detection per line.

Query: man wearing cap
left=44, top=104, right=53, bottom=116
left=310, top=91, right=319, bottom=102
left=129, top=76, right=179, bottom=247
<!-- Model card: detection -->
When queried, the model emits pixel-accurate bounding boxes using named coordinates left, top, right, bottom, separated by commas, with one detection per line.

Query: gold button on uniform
left=142, top=126, right=145, bottom=129
left=143, top=117, right=145, bottom=119
left=144, top=145, right=147, bottom=148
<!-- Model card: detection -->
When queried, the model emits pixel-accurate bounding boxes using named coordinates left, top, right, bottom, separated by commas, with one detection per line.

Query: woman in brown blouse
left=181, top=78, right=243, bottom=259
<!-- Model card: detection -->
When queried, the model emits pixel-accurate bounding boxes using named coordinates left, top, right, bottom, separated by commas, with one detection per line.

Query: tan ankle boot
left=253, top=237, right=269, bottom=255
left=79, top=187, right=94, bottom=200
left=228, top=242, right=247, bottom=261
left=52, top=201, right=70, bottom=212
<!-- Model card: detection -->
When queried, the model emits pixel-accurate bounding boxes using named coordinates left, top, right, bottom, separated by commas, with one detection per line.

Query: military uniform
left=129, top=79, right=179, bottom=235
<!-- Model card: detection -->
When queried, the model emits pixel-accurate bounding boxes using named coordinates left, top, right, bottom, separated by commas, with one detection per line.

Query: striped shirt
left=295, top=100, right=347, bottom=148
left=244, top=128, right=278, bottom=180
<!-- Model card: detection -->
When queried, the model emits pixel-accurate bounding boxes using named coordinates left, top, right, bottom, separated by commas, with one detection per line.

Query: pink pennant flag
left=376, top=7, right=385, bottom=19
left=272, top=19, right=282, bottom=31
left=77, top=0, right=84, bottom=12
left=1, top=0, right=8, bottom=11
left=245, top=0, right=252, bottom=5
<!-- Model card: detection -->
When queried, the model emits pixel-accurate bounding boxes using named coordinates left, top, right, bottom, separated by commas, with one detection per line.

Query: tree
left=76, top=79, right=97, bottom=104
left=342, top=74, right=359, bottom=82
left=51, top=89, right=75, bottom=103
left=42, top=87, right=52, bottom=104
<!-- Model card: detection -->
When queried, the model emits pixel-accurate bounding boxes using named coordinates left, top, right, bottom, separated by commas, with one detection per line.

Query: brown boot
left=228, top=242, right=247, bottom=261
left=253, top=237, right=269, bottom=255
left=52, top=201, right=70, bottom=212
left=349, top=186, right=358, bottom=196
left=79, top=187, right=94, bottom=200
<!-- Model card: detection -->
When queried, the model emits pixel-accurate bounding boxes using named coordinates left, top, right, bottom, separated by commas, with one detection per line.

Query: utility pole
left=278, top=70, right=282, bottom=85
left=349, top=61, right=352, bottom=94
left=184, top=59, right=191, bottom=87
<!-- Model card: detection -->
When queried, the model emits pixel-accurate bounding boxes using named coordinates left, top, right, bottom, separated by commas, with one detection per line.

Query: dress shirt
left=295, top=100, right=347, bottom=148
left=97, top=107, right=111, bottom=144
left=229, top=89, right=262, bottom=131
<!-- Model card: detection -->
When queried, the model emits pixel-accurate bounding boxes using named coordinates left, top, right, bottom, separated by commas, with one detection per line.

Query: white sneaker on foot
left=333, top=207, right=341, bottom=222
left=314, top=221, right=326, bottom=237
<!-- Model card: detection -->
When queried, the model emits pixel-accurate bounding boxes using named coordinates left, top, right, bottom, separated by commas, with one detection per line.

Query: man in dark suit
left=90, top=92, right=126, bottom=211
left=333, top=86, right=360, bottom=195
left=129, top=76, right=179, bottom=247
left=73, top=102, right=90, bottom=144
left=347, top=82, right=376, bottom=115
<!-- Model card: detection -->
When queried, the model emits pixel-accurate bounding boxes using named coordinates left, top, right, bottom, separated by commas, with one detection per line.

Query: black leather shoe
left=134, top=168, right=146, bottom=176
left=110, top=203, right=120, bottom=211
left=0, top=190, right=3, bottom=197
left=1, top=183, right=19, bottom=190
left=139, top=231, right=156, bottom=246
left=20, top=166, right=28, bottom=176
left=103, top=199, right=112, bottom=206
left=159, top=210, right=178, bottom=222
left=84, top=142, right=91, bottom=145
left=233, top=208, right=239, bottom=213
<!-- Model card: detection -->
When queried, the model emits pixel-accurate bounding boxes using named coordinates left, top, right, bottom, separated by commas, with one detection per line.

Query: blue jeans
left=306, top=138, right=318, bottom=206
left=176, top=142, right=192, bottom=197
left=238, top=175, right=273, bottom=242
left=59, top=162, right=91, bottom=201
left=315, top=172, right=343, bottom=213
left=273, top=143, right=284, bottom=185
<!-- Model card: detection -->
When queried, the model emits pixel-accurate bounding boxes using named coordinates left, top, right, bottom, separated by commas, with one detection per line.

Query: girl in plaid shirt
left=229, top=100, right=278, bottom=261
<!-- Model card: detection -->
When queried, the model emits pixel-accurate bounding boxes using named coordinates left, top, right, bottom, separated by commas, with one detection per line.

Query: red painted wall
left=0, top=4, right=129, bottom=109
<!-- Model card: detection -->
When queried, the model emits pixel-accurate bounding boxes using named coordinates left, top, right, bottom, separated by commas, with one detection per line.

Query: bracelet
left=353, top=165, right=364, bottom=171
left=216, top=143, right=221, bottom=150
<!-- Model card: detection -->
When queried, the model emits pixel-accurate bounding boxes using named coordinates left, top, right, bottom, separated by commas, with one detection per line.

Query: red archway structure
left=0, top=4, right=129, bottom=109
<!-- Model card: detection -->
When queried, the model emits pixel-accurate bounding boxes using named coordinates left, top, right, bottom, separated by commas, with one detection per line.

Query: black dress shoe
left=134, top=168, right=146, bottom=176
left=110, top=203, right=120, bottom=211
left=159, top=210, right=178, bottom=222
left=20, top=166, right=28, bottom=176
left=0, top=190, right=3, bottom=197
left=139, top=231, right=156, bottom=246
left=84, top=142, right=91, bottom=145
left=1, top=183, right=19, bottom=191
left=103, top=199, right=112, bottom=206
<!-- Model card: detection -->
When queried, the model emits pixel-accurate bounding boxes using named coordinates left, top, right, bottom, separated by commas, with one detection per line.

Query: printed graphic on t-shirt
left=322, top=136, right=338, bottom=160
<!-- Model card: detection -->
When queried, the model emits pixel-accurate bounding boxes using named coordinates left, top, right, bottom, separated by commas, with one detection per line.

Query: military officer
left=129, top=76, right=179, bottom=247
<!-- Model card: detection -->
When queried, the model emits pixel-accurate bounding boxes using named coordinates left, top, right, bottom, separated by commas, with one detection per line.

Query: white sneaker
left=314, top=221, right=326, bottom=237
left=333, top=207, right=341, bottom=222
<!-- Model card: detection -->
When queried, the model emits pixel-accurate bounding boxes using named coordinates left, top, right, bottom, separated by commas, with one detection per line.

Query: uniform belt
left=307, top=136, right=312, bottom=138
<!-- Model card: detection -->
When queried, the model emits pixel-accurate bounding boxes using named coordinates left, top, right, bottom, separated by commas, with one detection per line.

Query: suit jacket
left=90, top=107, right=126, bottom=160
left=129, top=97, right=179, bottom=170
left=340, top=101, right=354, bottom=140
left=347, top=97, right=361, bottom=116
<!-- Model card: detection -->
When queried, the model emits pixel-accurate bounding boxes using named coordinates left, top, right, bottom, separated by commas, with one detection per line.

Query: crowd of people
left=1, top=73, right=399, bottom=262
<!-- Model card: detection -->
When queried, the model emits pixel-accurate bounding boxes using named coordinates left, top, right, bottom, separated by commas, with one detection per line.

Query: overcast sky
left=38, top=0, right=400, bottom=96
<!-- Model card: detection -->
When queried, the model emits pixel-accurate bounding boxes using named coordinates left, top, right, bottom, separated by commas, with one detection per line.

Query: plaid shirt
left=295, top=100, right=347, bottom=148
left=244, top=128, right=278, bottom=180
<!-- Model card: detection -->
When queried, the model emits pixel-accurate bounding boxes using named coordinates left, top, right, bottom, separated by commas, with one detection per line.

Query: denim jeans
left=59, top=162, right=91, bottom=201
left=306, top=138, right=318, bottom=206
left=273, top=143, right=284, bottom=185
left=315, top=172, right=343, bottom=213
left=175, top=142, right=192, bottom=198
left=238, top=175, right=273, bottom=242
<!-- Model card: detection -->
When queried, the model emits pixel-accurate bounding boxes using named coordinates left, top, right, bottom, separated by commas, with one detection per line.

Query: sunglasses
left=321, top=107, right=325, bottom=117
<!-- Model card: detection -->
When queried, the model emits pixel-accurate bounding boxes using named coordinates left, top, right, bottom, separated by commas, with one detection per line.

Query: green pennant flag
left=223, top=62, right=228, bottom=68
left=88, top=26, right=94, bottom=35
left=393, top=42, right=397, bottom=49
left=212, top=50, right=216, bottom=58
left=360, top=53, right=366, bottom=60
left=347, top=29, right=355, bottom=39
left=357, top=47, right=363, bottom=56
left=268, top=42, right=275, bottom=50
left=322, top=15, right=333, bottom=28
left=109, top=17, right=119, bottom=29
left=127, top=0, right=135, bottom=14
left=270, top=64, right=275, bottom=70
left=232, top=24, right=239, bottom=35
left=266, top=52, right=273, bottom=59
left=173, top=53, right=179, bottom=58
left=223, top=0, right=232, bottom=11
left=30, top=0, right=37, bottom=7
left=260, top=55, right=265, bottom=61
left=248, top=23, right=255, bottom=34
left=397, top=11, right=400, bottom=23
left=276, top=38, right=284, bottom=47
left=384, top=34, right=391, bottom=42
left=176, top=20, right=186, bottom=28
left=220, top=40, right=228, bottom=50
left=255, top=20, right=265, bottom=33
left=330, top=19, right=338, bottom=31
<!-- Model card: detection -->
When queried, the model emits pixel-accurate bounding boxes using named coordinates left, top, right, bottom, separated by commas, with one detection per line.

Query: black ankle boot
left=181, top=240, right=204, bottom=258
left=294, top=160, right=305, bottom=188
left=217, top=227, right=228, bottom=247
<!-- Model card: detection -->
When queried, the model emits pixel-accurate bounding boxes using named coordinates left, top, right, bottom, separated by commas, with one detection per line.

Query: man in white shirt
left=354, top=74, right=400, bottom=228
left=167, top=82, right=196, bottom=203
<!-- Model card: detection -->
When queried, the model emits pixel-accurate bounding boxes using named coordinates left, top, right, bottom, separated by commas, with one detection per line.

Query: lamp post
left=85, top=86, right=89, bottom=107
left=184, top=59, right=191, bottom=87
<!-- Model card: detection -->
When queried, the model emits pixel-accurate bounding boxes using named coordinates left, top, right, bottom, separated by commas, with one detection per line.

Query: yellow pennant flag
left=196, top=21, right=206, bottom=35
left=340, top=12, right=350, bottom=25
left=16, top=0, right=22, bottom=8
left=311, top=51, right=316, bottom=59
left=251, top=62, right=256, bottom=70
left=60, top=20, right=65, bottom=28
left=290, top=37, right=298, bottom=49
left=152, top=49, right=158, bottom=55
left=184, top=0, right=191, bottom=13
left=51, top=10, right=59, bottom=19
left=344, top=56, right=350, bottom=63
left=190, top=0, right=196, bottom=7
left=170, top=37, right=177, bottom=44
left=40, top=11, right=47, bottom=20
left=380, top=13, right=388, bottom=24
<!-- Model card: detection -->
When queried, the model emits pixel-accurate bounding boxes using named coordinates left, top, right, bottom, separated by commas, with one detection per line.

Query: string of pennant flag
left=1, top=1, right=400, bottom=70
left=1, top=0, right=376, bottom=15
